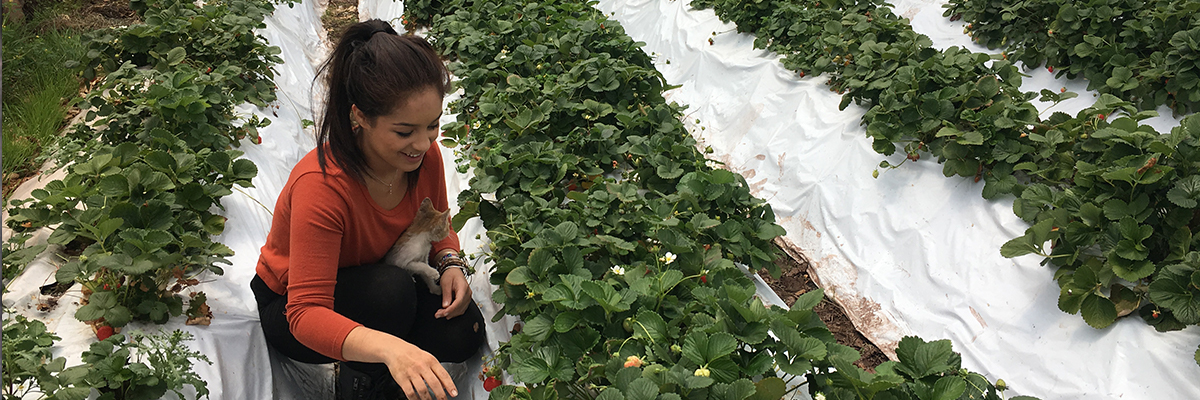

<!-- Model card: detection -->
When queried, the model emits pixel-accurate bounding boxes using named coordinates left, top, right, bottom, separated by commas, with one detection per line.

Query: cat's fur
left=382, top=198, right=453, bottom=294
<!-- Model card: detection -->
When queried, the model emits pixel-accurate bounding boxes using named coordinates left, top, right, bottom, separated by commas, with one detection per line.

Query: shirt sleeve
left=283, top=173, right=362, bottom=361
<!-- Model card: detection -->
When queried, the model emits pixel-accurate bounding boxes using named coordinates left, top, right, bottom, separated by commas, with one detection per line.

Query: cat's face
left=415, top=197, right=452, bottom=241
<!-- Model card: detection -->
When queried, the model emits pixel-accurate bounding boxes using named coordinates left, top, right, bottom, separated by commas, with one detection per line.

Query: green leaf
left=792, top=288, right=824, bottom=311
left=681, top=331, right=738, bottom=365
left=1149, top=261, right=1200, bottom=324
left=723, top=379, right=756, bottom=400
left=589, top=68, right=620, bottom=92
left=166, top=47, right=187, bottom=66
left=1112, top=258, right=1155, bottom=282
left=75, top=304, right=105, bottom=322
left=913, top=376, right=966, bottom=400
left=596, top=388, right=625, bottom=400
left=1080, top=294, right=1118, bottom=329
left=748, top=377, right=786, bottom=400
left=895, top=336, right=954, bottom=379
left=555, top=221, right=579, bottom=243
left=528, top=248, right=557, bottom=276
left=1105, top=67, right=1139, bottom=91
left=1168, top=176, right=1200, bottom=208
left=632, top=310, right=667, bottom=343
left=1000, top=235, right=1039, bottom=258
left=506, top=266, right=533, bottom=285
left=626, top=378, right=659, bottom=400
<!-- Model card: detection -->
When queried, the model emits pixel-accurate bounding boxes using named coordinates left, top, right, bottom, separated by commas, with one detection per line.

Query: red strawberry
left=1047, top=66, right=1054, bottom=73
left=1097, top=114, right=1106, bottom=120
left=483, top=376, right=502, bottom=391
left=700, top=275, right=708, bottom=284
left=254, top=136, right=262, bottom=145
left=96, top=325, right=114, bottom=341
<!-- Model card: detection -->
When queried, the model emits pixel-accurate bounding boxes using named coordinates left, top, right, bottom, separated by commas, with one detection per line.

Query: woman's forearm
left=342, top=325, right=410, bottom=363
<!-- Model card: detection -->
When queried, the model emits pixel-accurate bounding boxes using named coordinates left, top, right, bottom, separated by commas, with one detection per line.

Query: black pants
left=251, top=264, right=486, bottom=378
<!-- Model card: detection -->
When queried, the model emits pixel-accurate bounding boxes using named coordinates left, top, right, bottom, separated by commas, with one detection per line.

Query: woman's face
left=354, top=88, right=443, bottom=176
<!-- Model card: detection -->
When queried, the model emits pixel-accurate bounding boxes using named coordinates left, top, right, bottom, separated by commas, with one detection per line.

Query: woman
left=251, top=19, right=485, bottom=400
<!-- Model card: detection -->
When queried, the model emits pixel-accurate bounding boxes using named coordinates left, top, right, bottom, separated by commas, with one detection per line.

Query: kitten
left=382, top=197, right=453, bottom=294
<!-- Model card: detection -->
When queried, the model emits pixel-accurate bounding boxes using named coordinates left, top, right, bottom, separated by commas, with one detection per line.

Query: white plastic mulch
left=592, top=0, right=1199, bottom=399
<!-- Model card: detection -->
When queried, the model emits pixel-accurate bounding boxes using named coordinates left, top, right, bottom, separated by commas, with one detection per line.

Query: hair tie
left=369, top=26, right=392, bottom=38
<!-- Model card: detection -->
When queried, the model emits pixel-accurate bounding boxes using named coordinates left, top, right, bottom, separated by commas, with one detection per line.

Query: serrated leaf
left=166, top=47, right=186, bottom=66
left=895, top=336, right=954, bottom=379
left=626, top=378, right=659, bottom=400
left=1000, top=235, right=1039, bottom=258
left=632, top=310, right=667, bottom=343
left=506, top=266, right=533, bottom=285
left=1168, top=176, right=1200, bottom=208
left=596, top=388, right=624, bottom=400
left=792, top=288, right=824, bottom=311
left=748, top=377, right=786, bottom=400
left=1080, top=294, right=1118, bottom=328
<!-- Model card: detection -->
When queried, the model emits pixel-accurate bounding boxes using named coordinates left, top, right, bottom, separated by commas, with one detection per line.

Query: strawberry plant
left=60, top=330, right=212, bottom=400
left=688, top=0, right=1200, bottom=365
left=2, top=314, right=91, bottom=400
left=407, top=0, right=1038, bottom=398
left=3, top=0, right=296, bottom=395
left=944, top=0, right=1200, bottom=115
left=4, top=0, right=287, bottom=329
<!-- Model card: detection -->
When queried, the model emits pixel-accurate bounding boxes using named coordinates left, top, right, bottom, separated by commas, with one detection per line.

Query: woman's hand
left=435, top=268, right=471, bottom=319
left=343, top=327, right=458, bottom=400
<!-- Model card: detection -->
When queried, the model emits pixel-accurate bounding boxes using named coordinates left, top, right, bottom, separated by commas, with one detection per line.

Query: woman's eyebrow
left=391, top=113, right=444, bottom=127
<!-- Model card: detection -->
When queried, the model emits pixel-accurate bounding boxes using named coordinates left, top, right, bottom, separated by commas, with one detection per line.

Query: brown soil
left=322, top=0, right=358, bottom=43
left=762, top=247, right=889, bottom=371
left=23, top=0, right=138, bottom=32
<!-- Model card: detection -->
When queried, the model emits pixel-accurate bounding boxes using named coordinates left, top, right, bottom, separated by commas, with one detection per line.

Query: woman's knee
left=434, top=303, right=487, bottom=363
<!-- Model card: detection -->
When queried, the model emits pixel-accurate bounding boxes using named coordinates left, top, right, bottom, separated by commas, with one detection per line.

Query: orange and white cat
left=382, top=198, right=452, bottom=294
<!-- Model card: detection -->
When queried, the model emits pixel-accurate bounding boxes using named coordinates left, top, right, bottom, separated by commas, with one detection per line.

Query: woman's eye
left=395, top=131, right=413, bottom=137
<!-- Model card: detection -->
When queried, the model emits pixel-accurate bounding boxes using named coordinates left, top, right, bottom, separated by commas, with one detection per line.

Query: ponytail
left=314, top=19, right=451, bottom=184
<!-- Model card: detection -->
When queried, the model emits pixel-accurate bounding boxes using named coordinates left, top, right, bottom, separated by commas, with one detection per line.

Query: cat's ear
left=419, top=197, right=434, bottom=211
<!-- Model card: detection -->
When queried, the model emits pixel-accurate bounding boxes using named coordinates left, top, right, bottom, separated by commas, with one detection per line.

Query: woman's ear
left=350, top=104, right=365, bottom=129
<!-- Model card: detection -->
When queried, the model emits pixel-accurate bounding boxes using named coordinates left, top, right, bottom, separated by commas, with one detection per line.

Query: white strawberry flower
left=611, top=265, right=626, bottom=276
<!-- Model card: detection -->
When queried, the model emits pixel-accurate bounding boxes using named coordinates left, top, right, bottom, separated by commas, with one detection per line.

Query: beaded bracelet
left=437, top=252, right=471, bottom=276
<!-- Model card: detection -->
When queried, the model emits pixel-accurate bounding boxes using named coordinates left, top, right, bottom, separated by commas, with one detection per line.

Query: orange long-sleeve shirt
left=255, top=145, right=459, bottom=361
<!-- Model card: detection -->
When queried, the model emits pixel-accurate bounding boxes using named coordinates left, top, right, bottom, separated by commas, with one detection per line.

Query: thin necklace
left=365, top=170, right=398, bottom=194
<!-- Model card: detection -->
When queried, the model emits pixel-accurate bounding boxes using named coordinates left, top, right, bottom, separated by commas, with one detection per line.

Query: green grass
left=2, top=9, right=87, bottom=195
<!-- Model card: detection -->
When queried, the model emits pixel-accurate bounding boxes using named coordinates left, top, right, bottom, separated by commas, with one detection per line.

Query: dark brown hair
left=314, top=19, right=451, bottom=185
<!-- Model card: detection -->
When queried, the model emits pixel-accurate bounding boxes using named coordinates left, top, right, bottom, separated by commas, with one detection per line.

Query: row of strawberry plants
left=688, top=0, right=1200, bottom=365
left=406, top=0, right=1038, bottom=399
left=4, top=0, right=292, bottom=328
left=943, top=0, right=1200, bottom=115
left=3, top=313, right=212, bottom=400
left=1, top=0, right=296, bottom=397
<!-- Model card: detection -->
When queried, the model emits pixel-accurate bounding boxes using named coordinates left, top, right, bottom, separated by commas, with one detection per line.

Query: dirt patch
left=761, top=247, right=889, bottom=372
left=322, top=0, right=358, bottom=43
left=33, top=0, right=139, bottom=32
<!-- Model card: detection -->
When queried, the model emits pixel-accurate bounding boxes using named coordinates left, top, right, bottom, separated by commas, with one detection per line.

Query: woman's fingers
left=445, top=281, right=471, bottom=318
left=391, top=349, right=459, bottom=400
left=429, top=362, right=459, bottom=399
left=437, top=269, right=472, bottom=319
